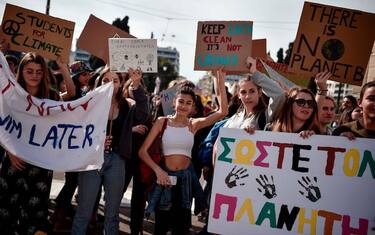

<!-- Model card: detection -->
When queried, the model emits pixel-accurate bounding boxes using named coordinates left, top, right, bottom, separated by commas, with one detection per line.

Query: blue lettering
left=0, top=115, right=11, bottom=126
left=197, top=54, right=238, bottom=66
left=9, top=120, right=22, bottom=139
left=57, top=124, right=69, bottom=149
left=28, top=124, right=40, bottom=146
left=82, top=124, right=95, bottom=148
left=42, top=126, right=58, bottom=148
left=67, top=124, right=82, bottom=149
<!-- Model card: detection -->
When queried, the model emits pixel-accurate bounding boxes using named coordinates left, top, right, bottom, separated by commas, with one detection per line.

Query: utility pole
left=46, top=0, right=50, bottom=15
left=336, top=82, right=343, bottom=113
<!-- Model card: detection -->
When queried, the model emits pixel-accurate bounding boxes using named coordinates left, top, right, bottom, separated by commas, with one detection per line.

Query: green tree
left=143, top=58, right=178, bottom=93
left=284, top=42, right=294, bottom=65
left=276, top=48, right=284, bottom=63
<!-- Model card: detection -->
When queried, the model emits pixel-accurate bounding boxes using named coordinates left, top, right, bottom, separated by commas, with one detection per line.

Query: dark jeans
left=154, top=182, right=191, bottom=235
left=123, top=158, right=147, bottom=235
left=55, top=171, right=78, bottom=215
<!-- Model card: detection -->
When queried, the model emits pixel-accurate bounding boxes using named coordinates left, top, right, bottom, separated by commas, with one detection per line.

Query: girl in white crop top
left=139, top=69, right=228, bottom=235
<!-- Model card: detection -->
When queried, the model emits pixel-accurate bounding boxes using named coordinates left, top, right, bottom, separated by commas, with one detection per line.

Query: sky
left=0, top=0, right=374, bottom=83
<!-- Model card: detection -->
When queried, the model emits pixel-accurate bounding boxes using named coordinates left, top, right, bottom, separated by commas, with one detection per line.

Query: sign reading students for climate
left=0, top=4, right=75, bottom=62
left=194, top=21, right=253, bottom=72
left=108, top=38, right=157, bottom=73
left=209, top=128, right=375, bottom=235
left=289, top=2, right=375, bottom=86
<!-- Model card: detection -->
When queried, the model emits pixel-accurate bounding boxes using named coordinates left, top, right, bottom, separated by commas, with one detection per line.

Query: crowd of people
left=0, top=48, right=374, bottom=235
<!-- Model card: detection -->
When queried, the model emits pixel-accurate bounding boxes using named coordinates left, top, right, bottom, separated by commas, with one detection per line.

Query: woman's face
left=102, top=72, right=121, bottom=97
left=22, top=62, right=43, bottom=91
left=238, top=80, right=261, bottom=112
left=292, top=92, right=315, bottom=122
left=78, top=71, right=90, bottom=86
left=174, top=93, right=194, bottom=116
left=360, top=87, right=375, bottom=119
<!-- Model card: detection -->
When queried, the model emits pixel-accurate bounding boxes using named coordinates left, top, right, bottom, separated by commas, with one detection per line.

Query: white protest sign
left=160, top=85, right=177, bottom=116
left=0, top=52, right=113, bottom=172
left=209, top=128, right=375, bottom=235
left=108, top=38, right=157, bottom=73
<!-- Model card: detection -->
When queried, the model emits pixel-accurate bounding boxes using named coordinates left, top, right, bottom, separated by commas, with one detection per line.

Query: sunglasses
left=294, top=99, right=315, bottom=108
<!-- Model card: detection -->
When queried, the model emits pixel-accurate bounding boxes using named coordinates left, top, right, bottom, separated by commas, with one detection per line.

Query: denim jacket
left=145, top=168, right=192, bottom=217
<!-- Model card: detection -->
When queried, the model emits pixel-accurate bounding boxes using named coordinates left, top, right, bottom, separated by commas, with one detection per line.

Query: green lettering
left=218, top=137, right=235, bottom=163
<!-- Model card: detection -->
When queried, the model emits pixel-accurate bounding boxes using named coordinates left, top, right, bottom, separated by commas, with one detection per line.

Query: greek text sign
left=209, top=128, right=375, bottom=235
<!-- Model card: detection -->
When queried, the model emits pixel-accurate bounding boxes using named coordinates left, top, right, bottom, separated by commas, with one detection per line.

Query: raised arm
left=191, top=69, right=228, bottom=133
left=246, top=56, right=286, bottom=122
left=57, top=58, right=76, bottom=101
left=128, top=68, right=149, bottom=123
left=314, top=71, right=331, bottom=106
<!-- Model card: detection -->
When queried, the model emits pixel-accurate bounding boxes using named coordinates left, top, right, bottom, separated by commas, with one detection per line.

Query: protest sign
left=0, top=4, right=74, bottom=62
left=289, top=2, right=375, bottom=86
left=160, top=85, right=177, bottom=115
left=0, top=52, right=113, bottom=172
left=108, top=38, right=157, bottom=73
left=194, top=21, right=253, bottom=72
left=77, top=15, right=135, bottom=62
left=257, top=59, right=309, bottom=87
left=252, top=39, right=267, bottom=60
left=209, top=128, right=375, bottom=235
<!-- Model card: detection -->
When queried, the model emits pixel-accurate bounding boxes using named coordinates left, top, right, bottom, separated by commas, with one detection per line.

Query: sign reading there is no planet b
left=194, top=21, right=253, bottom=73
left=108, top=38, right=157, bottom=73
left=289, top=2, right=375, bottom=86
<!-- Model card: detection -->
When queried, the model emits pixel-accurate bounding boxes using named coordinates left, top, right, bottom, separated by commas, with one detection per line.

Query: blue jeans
left=71, top=152, right=125, bottom=235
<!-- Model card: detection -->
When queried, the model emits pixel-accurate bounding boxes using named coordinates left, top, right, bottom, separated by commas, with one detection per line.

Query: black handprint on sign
left=224, top=166, right=249, bottom=188
left=298, top=176, right=321, bottom=202
left=256, top=175, right=277, bottom=199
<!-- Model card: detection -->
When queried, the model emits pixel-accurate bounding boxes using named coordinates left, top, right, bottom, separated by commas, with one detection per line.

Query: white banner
left=0, top=53, right=113, bottom=171
left=209, top=128, right=375, bottom=235
left=108, top=38, right=157, bottom=73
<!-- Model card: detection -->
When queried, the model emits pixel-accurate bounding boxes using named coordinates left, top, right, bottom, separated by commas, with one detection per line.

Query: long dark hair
left=237, top=75, right=266, bottom=114
left=272, top=87, right=320, bottom=133
left=16, top=52, right=51, bottom=99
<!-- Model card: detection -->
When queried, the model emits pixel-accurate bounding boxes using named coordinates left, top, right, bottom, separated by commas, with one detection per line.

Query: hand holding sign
left=128, top=68, right=142, bottom=89
left=246, top=56, right=257, bottom=74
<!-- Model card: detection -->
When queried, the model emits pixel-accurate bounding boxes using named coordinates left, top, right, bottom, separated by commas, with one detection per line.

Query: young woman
left=223, top=56, right=285, bottom=131
left=269, top=87, right=321, bottom=137
left=139, top=70, right=228, bottom=235
left=71, top=67, right=149, bottom=234
left=0, top=52, right=59, bottom=234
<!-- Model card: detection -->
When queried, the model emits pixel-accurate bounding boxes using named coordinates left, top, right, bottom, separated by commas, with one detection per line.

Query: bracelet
left=317, top=89, right=328, bottom=96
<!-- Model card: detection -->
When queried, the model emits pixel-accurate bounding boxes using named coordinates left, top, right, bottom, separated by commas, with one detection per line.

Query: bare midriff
left=164, top=155, right=191, bottom=171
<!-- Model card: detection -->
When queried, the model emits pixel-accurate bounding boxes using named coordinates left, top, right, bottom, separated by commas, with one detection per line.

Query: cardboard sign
left=194, top=21, right=253, bottom=72
left=108, top=38, right=157, bottom=73
left=0, top=52, right=113, bottom=171
left=160, top=85, right=177, bottom=115
left=252, top=39, right=267, bottom=60
left=257, top=59, right=310, bottom=87
left=77, top=15, right=135, bottom=62
left=0, top=4, right=75, bottom=62
left=289, top=2, right=375, bottom=86
left=209, top=128, right=375, bottom=235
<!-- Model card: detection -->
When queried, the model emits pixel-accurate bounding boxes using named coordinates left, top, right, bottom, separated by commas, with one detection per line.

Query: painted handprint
left=298, top=176, right=321, bottom=202
left=224, top=166, right=249, bottom=188
left=256, top=175, right=277, bottom=199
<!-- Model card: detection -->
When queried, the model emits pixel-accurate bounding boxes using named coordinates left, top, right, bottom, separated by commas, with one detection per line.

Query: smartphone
left=168, top=175, right=177, bottom=186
